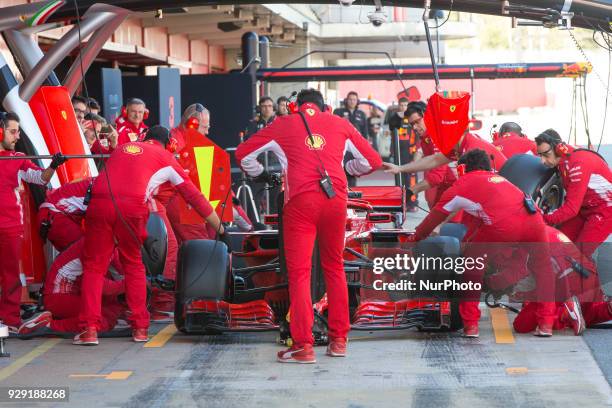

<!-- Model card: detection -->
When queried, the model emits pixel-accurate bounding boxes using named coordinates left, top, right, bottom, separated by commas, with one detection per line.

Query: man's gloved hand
left=254, top=171, right=281, bottom=186
left=219, top=230, right=232, bottom=252
left=254, top=171, right=273, bottom=184
left=50, top=152, right=68, bottom=169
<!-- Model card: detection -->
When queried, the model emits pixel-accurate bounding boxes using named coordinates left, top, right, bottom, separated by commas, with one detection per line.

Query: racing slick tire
left=499, top=154, right=563, bottom=211
left=141, top=212, right=168, bottom=278
left=174, top=239, right=229, bottom=333
left=415, top=236, right=463, bottom=331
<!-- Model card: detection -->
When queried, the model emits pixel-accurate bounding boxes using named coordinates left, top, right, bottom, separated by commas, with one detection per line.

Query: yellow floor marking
left=144, top=324, right=177, bottom=348
left=489, top=308, right=515, bottom=344
left=69, top=371, right=133, bottom=380
left=506, top=367, right=569, bottom=375
left=0, top=338, right=61, bottom=382
left=104, top=371, right=133, bottom=380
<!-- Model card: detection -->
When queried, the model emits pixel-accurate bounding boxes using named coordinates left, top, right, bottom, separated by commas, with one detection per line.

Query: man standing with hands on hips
left=236, top=89, right=382, bottom=363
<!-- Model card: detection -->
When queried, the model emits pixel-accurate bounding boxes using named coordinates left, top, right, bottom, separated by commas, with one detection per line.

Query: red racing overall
left=543, top=146, right=612, bottom=259
left=38, top=177, right=92, bottom=251
left=493, top=133, right=537, bottom=159
left=0, top=151, right=49, bottom=327
left=44, top=238, right=125, bottom=332
left=513, top=227, right=612, bottom=332
left=414, top=170, right=556, bottom=328
left=78, top=141, right=214, bottom=331
left=236, top=103, right=382, bottom=347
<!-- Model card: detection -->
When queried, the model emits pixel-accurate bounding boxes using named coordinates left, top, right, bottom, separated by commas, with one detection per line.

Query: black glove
left=254, top=171, right=273, bottom=184
left=50, top=152, right=68, bottom=169
left=219, top=230, right=232, bottom=252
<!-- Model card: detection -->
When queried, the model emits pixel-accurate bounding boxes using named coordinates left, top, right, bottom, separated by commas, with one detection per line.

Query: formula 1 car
left=172, top=181, right=467, bottom=344
left=171, top=151, right=603, bottom=343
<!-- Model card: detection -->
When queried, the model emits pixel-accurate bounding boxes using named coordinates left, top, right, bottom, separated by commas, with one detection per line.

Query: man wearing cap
left=75, top=126, right=226, bottom=346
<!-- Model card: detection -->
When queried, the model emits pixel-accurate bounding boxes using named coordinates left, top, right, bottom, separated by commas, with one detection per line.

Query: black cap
left=144, top=125, right=170, bottom=145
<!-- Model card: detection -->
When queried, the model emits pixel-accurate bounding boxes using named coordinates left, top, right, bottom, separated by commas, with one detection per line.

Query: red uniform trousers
left=514, top=301, right=611, bottom=333
left=0, top=227, right=24, bottom=327
left=38, top=208, right=83, bottom=252
left=46, top=293, right=123, bottom=332
left=460, top=223, right=556, bottom=327
left=79, top=198, right=150, bottom=330
left=283, top=191, right=350, bottom=346
left=151, top=203, right=178, bottom=313
left=558, top=209, right=612, bottom=259
left=166, top=195, right=209, bottom=245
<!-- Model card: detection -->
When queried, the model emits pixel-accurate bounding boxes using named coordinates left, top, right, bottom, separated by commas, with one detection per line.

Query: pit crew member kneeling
left=17, top=238, right=126, bottom=337
left=535, top=129, right=612, bottom=260
left=75, top=126, right=227, bottom=346
left=236, top=89, right=382, bottom=363
left=408, top=149, right=556, bottom=337
left=500, top=226, right=612, bottom=336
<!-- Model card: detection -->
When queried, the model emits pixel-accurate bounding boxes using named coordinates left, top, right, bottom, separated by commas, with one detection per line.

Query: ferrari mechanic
left=168, top=103, right=213, bottom=244
left=236, top=89, right=382, bottom=364
left=535, top=129, right=612, bottom=259
left=492, top=122, right=537, bottom=158
left=38, top=177, right=93, bottom=252
left=75, top=126, right=226, bottom=346
left=383, top=109, right=507, bottom=177
left=408, top=149, right=556, bottom=337
left=0, top=111, right=68, bottom=331
left=510, top=226, right=612, bottom=335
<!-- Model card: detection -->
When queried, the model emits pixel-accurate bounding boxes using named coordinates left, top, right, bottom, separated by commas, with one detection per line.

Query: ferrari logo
left=61, top=110, right=67, bottom=120
left=450, top=105, right=456, bottom=112
left=306, top=108, right=316, bottom=116
left=488, top=176, right=505, bottom=184
left=305, top=134, right=326, bottom=150
left=424, top=137, right=430, bottom=144
left=123, top=144, right=143, bottom=155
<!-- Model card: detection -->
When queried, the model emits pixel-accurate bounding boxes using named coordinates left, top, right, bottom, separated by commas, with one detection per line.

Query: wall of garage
left=0, top=0, right=227, bottom=77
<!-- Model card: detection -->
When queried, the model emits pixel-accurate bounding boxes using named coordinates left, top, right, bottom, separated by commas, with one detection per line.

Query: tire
left=499, top=154, right=555, bottom=197
left=175, top=240, right=229, bottom=302
left=141, top=213, right=168, bottom=278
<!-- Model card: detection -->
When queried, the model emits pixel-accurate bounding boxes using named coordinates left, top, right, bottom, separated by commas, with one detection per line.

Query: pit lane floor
left=0, top=311, right=610, bottom=408
left=0, top=171, right=610, bottom=407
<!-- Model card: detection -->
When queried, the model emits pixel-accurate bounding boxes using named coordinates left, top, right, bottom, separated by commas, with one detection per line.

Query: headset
left=185, top=103, right=205, bottom=130
left=121, top=98, right=150, bottom=120
left=537, top=129, right=608, bottom=163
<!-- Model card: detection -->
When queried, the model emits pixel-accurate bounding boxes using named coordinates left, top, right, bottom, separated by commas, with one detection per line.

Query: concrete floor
left=0, top=170, right=609, bottom=407
left=0, top=309, right=610, bottom=408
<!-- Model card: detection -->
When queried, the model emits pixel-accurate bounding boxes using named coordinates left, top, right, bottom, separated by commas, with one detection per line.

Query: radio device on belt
left=298, top=112, right=336, bottom=199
